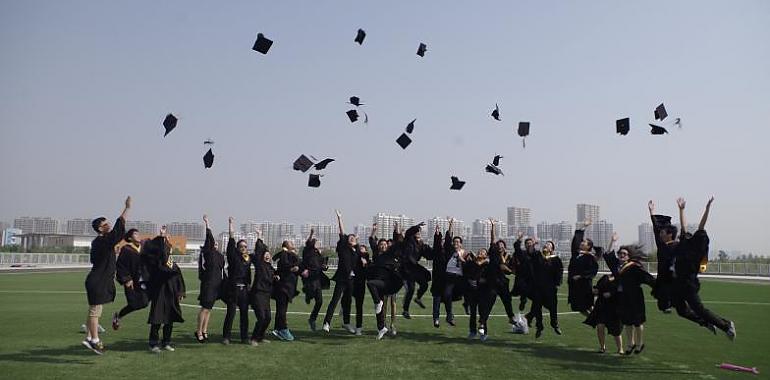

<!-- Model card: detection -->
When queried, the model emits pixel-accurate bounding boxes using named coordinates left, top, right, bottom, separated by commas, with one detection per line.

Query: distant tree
left=717, top=250, right=729, bottom=261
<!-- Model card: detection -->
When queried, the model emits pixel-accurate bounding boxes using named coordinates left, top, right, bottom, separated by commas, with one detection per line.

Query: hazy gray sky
left=1, top=1, right=768, bottom=253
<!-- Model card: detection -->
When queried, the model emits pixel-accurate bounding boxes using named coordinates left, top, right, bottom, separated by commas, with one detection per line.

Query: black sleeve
left=651, top=215, right=665, bottom=250
left=226, top=236, right=237, bottom=265
left=603, top=251, right=620, bottom=276
left=203, top=228, right=215, bottom=251
left=108, top=216, right=126, bottom=246
left=553, top=258, right=564, bottom=286
left=404, top=225, right=421, bottom=239
left=369, top=236, right=378, bottom=254
left=115, top=247, right=131, bottom=284
left=571, top=229, right=585, bottom=259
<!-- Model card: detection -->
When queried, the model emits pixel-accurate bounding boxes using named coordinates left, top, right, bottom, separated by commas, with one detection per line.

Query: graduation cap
left=203, top=148, right=214, bottom=169
left=293, top=155, right=314, bottom=172
left=396, top=133, right=412, bottom=149
left=162, top=114, right=177, bottom=137
left=450, top=176, right=466, bottom=190
left=654, top=103, right=668, bottom=121
left=406, top=119, right=416, bottom=134
left=314, top=158, right=335, bottom=170
left=491, top=104, right=500, bottom=121
left=308, top=174, right=321, bottom=188
left=355, top=29, right=366, bottom=45
left=346, top=109, right=359, bottom=123
left=652, top=214, right=672, bottom=226
left=649, top=124, right=668, bottom=135
left=417, top=43, right=427, bottom=57
left=674, top=117, right=682, bottom=128
left=203, top=139, right=215, bottom=145
left=616, top=118, right=630, bottom=135
left=485, top=155, right=504, bottom=175
left=518, top=122, right=530, bottom=148
left=348, top=96, right=363, bottom=107
left=252, top=33, right=273, bottom=54
left=492, top=154, right=502, bottom=166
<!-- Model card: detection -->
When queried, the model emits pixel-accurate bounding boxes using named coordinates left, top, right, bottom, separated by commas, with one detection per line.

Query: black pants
left=673, top=278, right=730, bottom=331
left=477, top=286, right=496, bottom=334
left=494, top=282, right=515, bottom=320
left=149, top=323, right=173, bottom=347
left=323, top=278, right=352, bottom=325
left=118, top=304, right=145, bottom=319
left=656, top=276, right=673, bottom=311
left=274, top=293, right=289, bottom=331
left=542, top=289, right=559, bottom=328
left=367, top=280, right=388, bottom=330
left=306, top=289, right=323, bottom=322
left=464, top=288, right=479, bottom=333
left=223, top=285, right=250, bottom=341
left=442, top=273, right=462, bottom=321
left=403, top=277, right=428, bottom=312
left=119, top=288, right=148, bottom=318
left=250, top=292, right=271, bottom=341
left=353, top=281, right=366, bottom=329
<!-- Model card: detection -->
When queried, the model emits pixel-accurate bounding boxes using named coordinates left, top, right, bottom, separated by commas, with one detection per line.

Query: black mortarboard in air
left=518, top=122, right=530, bottom=148
left=492, top=155, right=502, bottom=166
left=314, top=158, right=335, bottom=170
left=396, top=133, right=412, bottom=149
left=355, top=29, right=366, bottom=45
left=203, top=149, right=214, bottom=169
left=649, top=124, right=668, bottom=135
left=654, top=103, right=668, bottom=121
left=491, top=104, right=500, bottom=121
left=417, top=43, right=427, bottom=57
left=485, top=164, right=503, bottom=176
left=252, top=33, right=273, bottom=54
left=450, top=176, right=465, bottom=190
left=346, top=109, right=359, bottom=123
left=293, top=155, right=314, bottom=172
left=163, top=114, right=177, bottom=137
left=349, top=96, right=363, bottom=107
left=406, top=119, right=416, bottom=134
left=616, top=118, right=630, bottom=135
left=652, top=214, right=672, bottom=227
left=308, top=174, right=321, bottom=188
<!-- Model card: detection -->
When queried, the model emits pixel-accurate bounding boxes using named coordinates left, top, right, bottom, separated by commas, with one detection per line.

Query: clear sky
left=1, top=1, right=768, bottom=254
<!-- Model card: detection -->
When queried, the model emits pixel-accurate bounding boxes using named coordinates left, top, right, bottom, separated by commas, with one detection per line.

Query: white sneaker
left=343, top=324, right=356, bottom=334
left=322, top=322, right=331, bottom=332
left=389, top=326, right=397, bottom=336
left=479, top=327, right=486, bottom=335
left=97, top=325, right=106, bottom=333
left=375, top=300, right=384, bottom=315
left=726, top=321, right=736, bottom=341
left=355, top=327, right=363, bottom=336
left=376, top=327, right=389, bottom=340
left=163, top=345, right=175, bottom=352
left=150, top=346, right=161, bottom=353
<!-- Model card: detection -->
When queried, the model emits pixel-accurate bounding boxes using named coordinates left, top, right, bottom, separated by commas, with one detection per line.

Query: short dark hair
left=124, top=228, right=139, bottom=242
left=91, top=217, right=106, bottom=233
left=236, top=239, right=248, bottom=247
left=662, top=224, right=678, bottom=240
left=377, top=238, right=387, bottom=245
left=453, top=236, right=463, bottom=243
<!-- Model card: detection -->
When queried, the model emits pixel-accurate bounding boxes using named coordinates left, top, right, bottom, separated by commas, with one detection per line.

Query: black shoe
left=433, top=319, right=440, bottom=328
left=308, top=319, right=317, bottom=332
left=202, top=332, right=209, bottom=342
left=446, top=318, right=455, bottom=327
left=525, top=314, right=533, bottom=328
left=194, top=331, right=205, bottom=343
left=705, top=324, right=717, bottom=335
left=634, top=344, right=645, bottom=354
left=553, top=326, right=562, bottom=335
left=402, top=311, right=411, bottom=319
left=241, top=339, right=249, bottom=345
left=624, top=345, right=636, bottom=355
left=415, top=298, right=426, bottom=309
left=535, top=329, right=543, bottom=338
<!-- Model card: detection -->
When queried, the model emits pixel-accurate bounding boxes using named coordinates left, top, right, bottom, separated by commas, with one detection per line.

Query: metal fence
left=1, top=252, right=769, bottom=277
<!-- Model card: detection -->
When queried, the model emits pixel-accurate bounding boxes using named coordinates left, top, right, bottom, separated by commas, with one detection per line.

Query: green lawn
left=0, top=270, right=767, bottom=379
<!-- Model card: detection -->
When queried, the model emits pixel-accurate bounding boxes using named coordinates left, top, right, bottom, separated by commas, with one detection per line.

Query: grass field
left=0, top=270, right=768, bottom=380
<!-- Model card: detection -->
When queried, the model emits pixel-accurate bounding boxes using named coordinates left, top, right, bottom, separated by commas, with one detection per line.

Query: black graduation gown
left=617, top=261, right=655, bottom=326
left=399, top=225, right=432, bottom=284
left=332, top=234, right=356, bottom=282
left=567, top=230, right=598, bottom=312
left=273, top=249, right=300, bottom=301
left=650, top=215, right=678, bottom=303
left=367, top=235, right=403, bottom=296
left=116, top=243, right=149, bottom=309
left=224, top=237, right=252, bottom=301
left=583, top=274, right=621, bottom=336
left=198, top=228, right=226, bottom=305
left=511, top=240, right=535, bottom=298
left=301, top=239, right=330, bottom=295
left=542, top=254, right=564, bottom=291
left=144, top=236, right=185, bottom=325
left=85, top=216, right=125, bottom=305
left=426, top=232, right=448, bottom=297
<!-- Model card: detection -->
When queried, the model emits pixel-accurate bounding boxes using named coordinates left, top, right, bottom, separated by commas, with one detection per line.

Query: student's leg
left=613, top=334, right=624, bottom=354
left=323, top=282, right=345, bottom=325
left=149, top=323, right=161, bottom=348
left=238, top=289, right=250, bottom=341
left=597, top=324, right=606, bottom=351
left=443, top=279, right=455, bottom=322
left=223, top=301, right=236, bottom=340
left=355, top=286, right=365, bottom=329
left=432, top=295, right=441, bottom=322
left=309, top=289, right=323, bottom=322
left=635, top=325, right=645, bottom=348
left=87, top=304, right=102, bottom=342
left=623, top=325, right=635, bottom=349
left=416, top=278, right=429, bottom=301
left=274, top=294, right=289, bottom=331
left=341, top=281, right=353, bottom=326
left=162, top=323, right=174, bottom=346
left=684, top=284, right=731, bottom=331
left=402, top=279, right=415, bottom=313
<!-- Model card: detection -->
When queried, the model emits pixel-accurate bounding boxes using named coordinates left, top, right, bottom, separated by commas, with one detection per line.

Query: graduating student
left=427, top=221, right=452, bottom=330
left=671, top=197, right=736, bottom=340
left=322, top=210, right=356, bottom=333
left=521, top=234, right=557, bottom=338
left=439, top=223, right=468, bottom=327
left=511, top=232, right=534, bottom=329
left=487, top=219, right=516, bottom=327
left=195, top=215, right=226, bottom=343
left=366, top=223, right=403, bottom=339
left=648, top=200, right=677, bottom=312
left=567, top=220, right=599, bottom=316
left=400, top=222, right=432, bottom=318
left=143, top=226, right=186, bottom=353
left=83, top=196, right=130, bottom=354
left=249, top=231, right=274, bottom=345
left=351, top=243, right=370, bottom=335
left=300, top=228, right=330, bottom=331
left=463, top=247, right=492, bottom=341
left=222, top=217, right=252, bottom=344
left=113, top=228, right=149, bottom=330
left=584, top=272, right=623, bottom=354
left=272, top=239, right=301, bottom=341
left=616, top=241, right=656, bottom=355
left=540, top=240, right=564, bottom=335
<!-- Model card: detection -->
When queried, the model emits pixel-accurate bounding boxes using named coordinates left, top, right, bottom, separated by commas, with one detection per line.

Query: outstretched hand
left=706, top=195, right=715, bottom=207
left=677, top=197, right=686, bottom=210
left=648, top=200, right=655, bottom=214
left=125, top=196, right=132, bottom=209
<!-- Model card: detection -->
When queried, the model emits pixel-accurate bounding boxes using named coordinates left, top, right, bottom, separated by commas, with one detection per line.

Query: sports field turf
left=0, top=270, right=767, bottom=379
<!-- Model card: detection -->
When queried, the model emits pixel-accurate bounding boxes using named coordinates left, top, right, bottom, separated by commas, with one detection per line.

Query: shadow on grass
left=0, top=344, right=97, bottom=365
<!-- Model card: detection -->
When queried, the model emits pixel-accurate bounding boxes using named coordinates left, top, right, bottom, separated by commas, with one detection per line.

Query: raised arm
left=307, top=227, right=315, bottom=244
left=489, top=218, right=496, bottom=245
left=698, top=196, right=714, bottom=231
left=203, top=214, right=215, bottom=251
left=335, top=210, right=345, bottom=235
left=677, top=197, right=687, bottom=235
left=108, top=196, right=131, bottom=244
left=405, top=223, right=424, bottom=239
left=228, top=216, right=235, bottom=238
left=226, top=217, right=236, bottom=259
left=119, top=195, right=131, bottom=221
